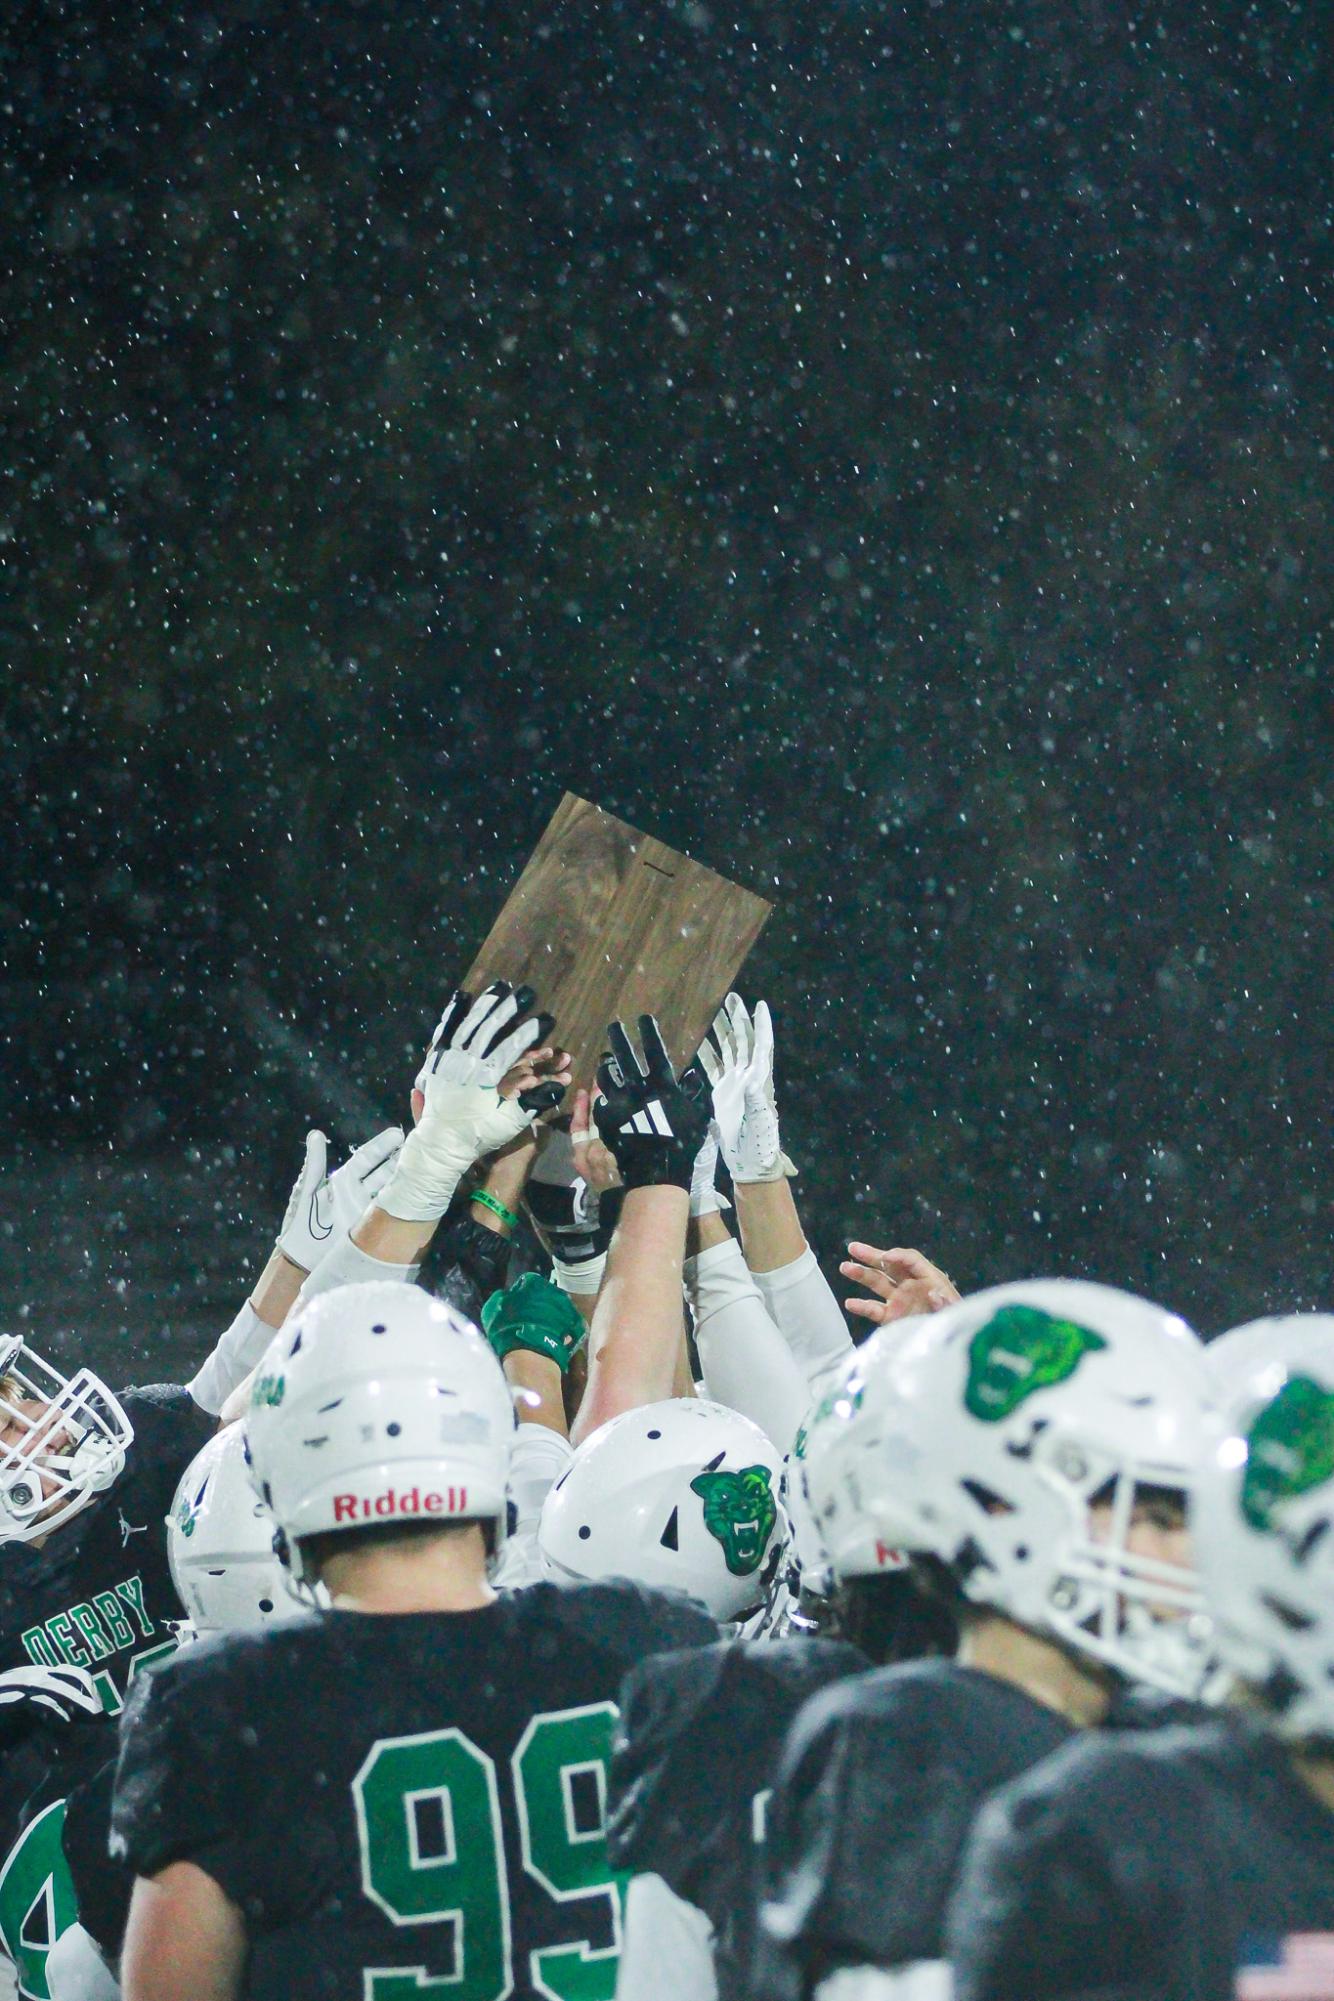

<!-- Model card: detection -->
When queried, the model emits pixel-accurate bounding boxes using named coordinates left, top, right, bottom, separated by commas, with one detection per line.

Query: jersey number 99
left=354, top=1703, right=626, bottom=2001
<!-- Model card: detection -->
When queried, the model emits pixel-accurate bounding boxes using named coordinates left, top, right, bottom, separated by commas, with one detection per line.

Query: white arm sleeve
left=188, top=1300, right=275, bottom=1417
left=492, top=1424, right=574, bottom=1591
left=293, top=1233, right=421, bottom=1305
left=752, top=1247, right=854, bottom=1401
left=686, top=1239, right=810, bottom=1454
left=615, top=1874, right=718, bottom=2001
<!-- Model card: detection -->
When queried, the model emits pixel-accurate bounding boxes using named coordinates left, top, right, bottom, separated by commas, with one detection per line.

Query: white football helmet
left=539, top=1398, right=786, bottom=1622
left=1193, top=1316, right=1334, bottom=1740
left=802, top=1280, right=1217, bottom=1698
left=1204, top=1314, right=1323, bottom=1391
left=244, top=1283, right=516, bottom=1590
left=0, top=1333, right=134, bottom=1543
left=168, top=1426, right=290, bottom=1631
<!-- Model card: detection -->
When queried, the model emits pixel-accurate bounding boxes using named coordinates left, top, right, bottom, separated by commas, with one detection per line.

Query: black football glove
left=592, top=1016, right=712, bottom=1191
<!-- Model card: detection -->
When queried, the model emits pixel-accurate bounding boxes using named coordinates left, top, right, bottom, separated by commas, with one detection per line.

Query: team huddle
left=1, top=977, right=1332, bottom=2001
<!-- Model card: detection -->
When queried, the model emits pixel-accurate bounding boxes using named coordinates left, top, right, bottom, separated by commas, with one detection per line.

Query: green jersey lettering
left=20, top=1628, right=59, bottom=1671
left=44, top=1615, right=87, bottom=1669
left=66, top=1604, right=114, bottom=1664
left=114, top=1575, right=154, bottom=1640
left=91, top=1591, right=135, bottom=1652
left=0, top=1798, right=77, bottom=2001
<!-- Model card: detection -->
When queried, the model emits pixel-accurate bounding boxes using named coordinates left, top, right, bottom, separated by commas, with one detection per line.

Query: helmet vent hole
left=1014, top=1545, right=1029, bottom=1562
left=387, top=1422, right=401, bottom=1438
left=289, top=1329, right=304, bottom=1355
left=962, top=1478, right=1013, bottom=1517
left=647, top=1429, right=662, bottom=1440
left=1262, top=1592, right=1316, bottom=1634
left=659, top=1507, right=679, bottom=1552
left=702, top=1450, right=726, bottom=1474
left=1294, top=1521, right=1330, bottom=1566
left=371, top=1324, right=387, bottom=1335
left=259, top=1598, right=273, bottom=1614
left=578, top=1525, right=592, bottom=1541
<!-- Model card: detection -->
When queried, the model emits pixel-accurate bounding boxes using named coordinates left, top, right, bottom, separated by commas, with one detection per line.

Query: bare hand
left=499, top=1045, right=572, bottom=1105
left=841, top=1243, right=960, bottom=1325
left=568, top=1087, right=623, bottom=1194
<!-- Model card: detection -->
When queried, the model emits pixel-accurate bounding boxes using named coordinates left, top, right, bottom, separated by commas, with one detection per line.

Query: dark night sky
left=2, top=0, right=1330, bottom=1376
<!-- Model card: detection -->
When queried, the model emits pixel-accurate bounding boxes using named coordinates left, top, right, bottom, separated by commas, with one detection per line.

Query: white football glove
left=275, top=1126, right=405, bottom=1272
left=697, top=994, right=795, bottom=1184
left=0, top=1663, right=103, bottom=1727
left=681, top=1063, right=732, bottom=1219
left=378, top=983, right=546, bottom=1224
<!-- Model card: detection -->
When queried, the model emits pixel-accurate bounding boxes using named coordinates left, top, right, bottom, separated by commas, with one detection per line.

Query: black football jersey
left=60, top=1756, right=126, bottom=1958
left=112, top=1578, right=717, bottom=2001
left=0, top=1382, right=213, bottom=1998
left=949, top=1714, right=1334, bottom=2001
left=761, top=1659, right=1075, bottom=1988
left=608, top=1637, right=868, bottom=2001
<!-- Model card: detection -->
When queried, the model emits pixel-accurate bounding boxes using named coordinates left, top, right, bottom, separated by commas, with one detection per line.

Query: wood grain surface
left=464, top=793, right=772, bottom=1088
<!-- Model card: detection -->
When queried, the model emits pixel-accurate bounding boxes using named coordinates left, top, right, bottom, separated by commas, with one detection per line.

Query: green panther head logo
left=175, top=1496, right=198, bottom=1539
left=1240, top=1376, right=1334, bottom=1532
left=964, top=1304, right=1108, bottom=1422
left=250, top=1372, right=285, bottom=1410
left=690, top=1466, right=779, bottom=1577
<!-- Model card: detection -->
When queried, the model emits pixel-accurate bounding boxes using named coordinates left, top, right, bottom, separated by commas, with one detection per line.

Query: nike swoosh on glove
left=276, top=1125, right=405, bottom=1272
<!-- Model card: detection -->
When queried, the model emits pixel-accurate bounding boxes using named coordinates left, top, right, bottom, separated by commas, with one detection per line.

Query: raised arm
left=299, top=981, right=568, bottom=1290
left=702, top=994, right=854, bottom=1399
left=189, top=1123, right=403, bottom=1415
left=569, top=1017, right=711, bottom=1446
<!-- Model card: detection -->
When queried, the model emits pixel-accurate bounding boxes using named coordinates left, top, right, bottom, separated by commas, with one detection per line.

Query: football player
left=0, top=1114, right=398, bottom=2001
left=563, top=1015, right=712, bottom=1443
left=53, top=1426, right=291, bottom=2001
left=111, top=1281, right=716, bottom=2001
left=759, top=1280, right=1216, bottom=2000
left=0, top=977, right=562, bottom=1999
left=948, top=1312, right=1334, bottom=2001
left=605, top=1383, right=955, bottom=2001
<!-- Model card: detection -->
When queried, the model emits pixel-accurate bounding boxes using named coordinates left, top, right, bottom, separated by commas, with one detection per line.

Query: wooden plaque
left=464, top=794, right=773, bottom=1088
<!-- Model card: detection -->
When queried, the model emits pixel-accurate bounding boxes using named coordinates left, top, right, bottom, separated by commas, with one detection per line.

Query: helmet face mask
left=539, top=1398, right=788, bottom=1624
left=803, top=1281, right=1217, bottom=1700
left=0, top=1336, right=134, bottom=1543
left=243, top=1284, right=516, bottom=1596
left=1193, top=1316, right=1334, bottom=1741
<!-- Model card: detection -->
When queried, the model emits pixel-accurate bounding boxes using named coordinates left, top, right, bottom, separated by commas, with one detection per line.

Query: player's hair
left=299, top=1516, right=497, bottom=1578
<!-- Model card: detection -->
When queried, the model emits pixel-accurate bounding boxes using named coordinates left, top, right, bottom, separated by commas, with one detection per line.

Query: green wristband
left=471, top=1189, right=520, bottom=1231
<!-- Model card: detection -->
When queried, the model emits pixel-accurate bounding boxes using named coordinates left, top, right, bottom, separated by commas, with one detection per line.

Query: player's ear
left=410, top=1087, right=425, bottom=1127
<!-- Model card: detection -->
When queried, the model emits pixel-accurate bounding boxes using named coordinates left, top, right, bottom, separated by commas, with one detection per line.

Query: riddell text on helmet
left=331, top=1488, right=469, bottom=1523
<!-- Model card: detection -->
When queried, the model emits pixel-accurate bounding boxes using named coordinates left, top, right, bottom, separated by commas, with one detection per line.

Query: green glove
left=481, top=1272, right=586, bottom=1375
